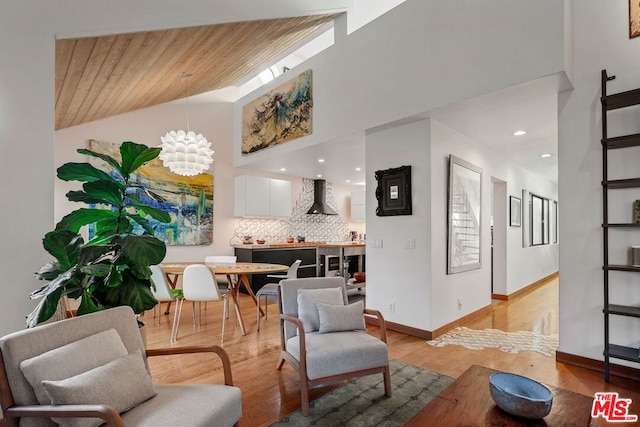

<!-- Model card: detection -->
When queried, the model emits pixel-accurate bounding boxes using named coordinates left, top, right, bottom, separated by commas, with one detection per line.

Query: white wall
left=430, top=120, right=558, bottom=329
left=365, top=119, right=431, bottom=330
left=234, top=0, right=566, bottom=172
left=558, top=1, right=640, bottom=365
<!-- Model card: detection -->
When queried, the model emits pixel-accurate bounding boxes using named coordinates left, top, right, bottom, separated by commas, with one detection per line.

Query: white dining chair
left=205, top=255, right=237, bottom=290
left=173, top=264, right=230, bottom=343
left=150, top=265, right=182, bottom=344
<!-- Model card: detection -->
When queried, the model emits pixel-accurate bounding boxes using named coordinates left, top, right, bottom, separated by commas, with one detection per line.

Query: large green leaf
left=119, top=142, right=161, bottom=177
left=42, top=230, right=83, bottom=269
left=134, top=204, right=171, bottom=223
left=74, top=180, right=124, bottom=206
left=77, top=245, right=113, bottom=268
left=104, top=264, right=123, bottom=288
left=127, top=213, right=155, bottom=235
left=55, top=209, right=117, bottom=233
left=77, top=148, right=122, bottom=174
left=80, top=262, right=111, bottom=277
left=99, top=275, right=157, bottom=313
left=92, top=216, right=132, bottom=237
left=25, top=287, right=63, bottom=328
left=35, top=262, right=67, bottom=281
left=76, top=291, right=104, bottom=315
left=57, top=162, right=114, bottom=183
left=29, top=269, right=75, bottom=300
left=120, top=235, right=166, bottom=265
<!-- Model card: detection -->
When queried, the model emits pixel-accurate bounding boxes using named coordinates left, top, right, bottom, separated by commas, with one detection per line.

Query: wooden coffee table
left=404, top=365, right=594, bottom=426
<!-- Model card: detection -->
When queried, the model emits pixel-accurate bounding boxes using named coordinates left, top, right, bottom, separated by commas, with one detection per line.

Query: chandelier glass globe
left=159, top=130, right=214, bottom=176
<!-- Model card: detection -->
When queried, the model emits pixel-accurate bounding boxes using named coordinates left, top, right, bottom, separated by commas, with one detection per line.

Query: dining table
left=159, top=262, right=289, bottom=336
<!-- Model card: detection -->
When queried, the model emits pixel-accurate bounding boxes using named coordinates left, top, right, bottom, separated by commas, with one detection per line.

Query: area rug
left=270, top=359, right=453, bottom=426
left=427, top=326, right=558, bottom=357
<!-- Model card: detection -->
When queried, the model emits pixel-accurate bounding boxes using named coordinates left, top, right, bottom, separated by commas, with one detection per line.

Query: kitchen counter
left=233, top=241, right=366, bottom=284
left=233, top=242, right=364, bottom=249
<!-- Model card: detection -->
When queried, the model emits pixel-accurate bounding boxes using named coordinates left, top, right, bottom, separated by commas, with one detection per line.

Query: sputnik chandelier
left=159, top=74, right=214, bottom=176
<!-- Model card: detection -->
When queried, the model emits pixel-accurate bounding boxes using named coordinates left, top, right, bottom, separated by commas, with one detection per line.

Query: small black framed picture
left=375, top=165, right=412, bottom=216
left=510, top=196, right=522, bottom=227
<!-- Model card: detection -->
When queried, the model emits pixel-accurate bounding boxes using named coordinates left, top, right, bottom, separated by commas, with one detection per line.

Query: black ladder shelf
left=601, top=69, right=640, bottom=381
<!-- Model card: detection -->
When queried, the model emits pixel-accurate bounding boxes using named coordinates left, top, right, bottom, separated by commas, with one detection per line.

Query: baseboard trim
left=556, top=351, right=640, bottom=382
left=491, top=271, right=559, bottom=301
left=366, top=271, right=560, bottom=341
left=365, top=317, right=432, bottom=340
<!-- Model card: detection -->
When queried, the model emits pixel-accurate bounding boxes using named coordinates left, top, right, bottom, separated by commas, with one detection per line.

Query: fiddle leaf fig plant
left=27, top=141, right=171, bottom=327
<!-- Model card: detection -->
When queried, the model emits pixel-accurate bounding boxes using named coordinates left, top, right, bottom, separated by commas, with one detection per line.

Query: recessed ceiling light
left=318, top=158, right=325, bottom=163
left=280, top=168, right=286, bottom=172
left=540, top=153, right=553, bottom=158
left=346, top=179, right=351, bottom=183
left=355, top=167, right=361, bottom=171
left=513, top=130, right=527, bottom=136
left=317, top=174, right=322, bottom=178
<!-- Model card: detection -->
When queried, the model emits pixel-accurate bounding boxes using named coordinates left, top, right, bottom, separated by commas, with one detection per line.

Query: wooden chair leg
left=383, top=366, right=392, bottom=397
left=300, top=377, right=310, bottom=416
left=221, top=297, right=227, bottom=343
left=170, top=299, right=183, bottom=342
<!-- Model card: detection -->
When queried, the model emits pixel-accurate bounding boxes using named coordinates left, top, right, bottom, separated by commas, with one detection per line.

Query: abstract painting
left=241, top=69, right=312, bottom=155
left=88, top=140, right=213, bottom=245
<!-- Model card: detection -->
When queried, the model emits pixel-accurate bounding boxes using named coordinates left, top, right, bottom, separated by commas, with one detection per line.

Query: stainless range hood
left=307, top=179, right=338, bottom=215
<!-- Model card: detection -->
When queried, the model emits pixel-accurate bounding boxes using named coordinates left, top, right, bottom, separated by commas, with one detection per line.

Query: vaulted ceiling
left=55, top=14, right=335, bottom=130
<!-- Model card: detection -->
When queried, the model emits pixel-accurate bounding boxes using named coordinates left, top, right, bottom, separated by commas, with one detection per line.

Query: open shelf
left=607, top=344, right=640, bottom=363
left=603, top=178, right=640, bottom=189
left=603, top=265, right=640, bottom=272
left=601, top=69, right=640, bottom=382
left=606, top=304, right=640, bottom=318
left=603, top=133, right=640, bottom=149
left=602, top=87, right=640, bottom=110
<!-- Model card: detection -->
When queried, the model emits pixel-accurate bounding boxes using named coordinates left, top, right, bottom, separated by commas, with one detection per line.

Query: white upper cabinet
left=234, top=175, right=291, bottom=218
left=351, top=190, right=366, bottom=222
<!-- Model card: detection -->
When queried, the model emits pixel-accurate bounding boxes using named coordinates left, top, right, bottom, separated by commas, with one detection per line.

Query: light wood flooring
left=6, top=278, right=634, bottom=426
left=139, top=277, right=640, bottom=426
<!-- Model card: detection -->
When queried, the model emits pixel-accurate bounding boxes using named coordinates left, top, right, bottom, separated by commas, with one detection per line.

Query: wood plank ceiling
left=55, top=14, right=335, bottom=130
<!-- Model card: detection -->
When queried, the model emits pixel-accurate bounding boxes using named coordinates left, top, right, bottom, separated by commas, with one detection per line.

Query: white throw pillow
left=317, top=300, right=366, bottom=333
left=297, top=287, right=344, bottom=332
left=20, top=328, right=128, bottom=405
left=42, top=351, right=156, bottom=427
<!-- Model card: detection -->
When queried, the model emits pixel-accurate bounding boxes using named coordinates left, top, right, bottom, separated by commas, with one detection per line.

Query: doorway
left=491, top=178, right=507, bottom=296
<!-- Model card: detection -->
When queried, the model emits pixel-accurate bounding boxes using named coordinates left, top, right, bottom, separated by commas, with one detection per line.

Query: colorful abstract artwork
left=88, top=140, right=213, bottom=245
left=241, top=69, right=313, bottom=155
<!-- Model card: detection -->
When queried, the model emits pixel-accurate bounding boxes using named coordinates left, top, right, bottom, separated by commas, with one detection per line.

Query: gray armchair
left=276, top=277, right=391, bottom=416
left=0, top=306, right=241, bottom=427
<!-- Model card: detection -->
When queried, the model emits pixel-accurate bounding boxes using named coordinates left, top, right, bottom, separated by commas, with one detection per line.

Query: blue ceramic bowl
left=489, top=372, right=553, bottom=419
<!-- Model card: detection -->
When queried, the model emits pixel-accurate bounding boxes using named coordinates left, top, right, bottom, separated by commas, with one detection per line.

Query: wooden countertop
left=233, top=242, right=365, bottom=249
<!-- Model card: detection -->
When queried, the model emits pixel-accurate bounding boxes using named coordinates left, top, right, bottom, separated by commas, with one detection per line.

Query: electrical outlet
left=406, top=238, right=415, bottom=249
left=388, top=301, right=395, bottom=313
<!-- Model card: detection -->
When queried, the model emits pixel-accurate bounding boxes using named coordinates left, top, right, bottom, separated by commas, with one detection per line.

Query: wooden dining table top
left=160, top=262, right=289, bottom=275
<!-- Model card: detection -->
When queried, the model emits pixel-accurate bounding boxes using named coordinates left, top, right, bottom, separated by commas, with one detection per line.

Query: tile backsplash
left=230, top=178, right=350, bottom=245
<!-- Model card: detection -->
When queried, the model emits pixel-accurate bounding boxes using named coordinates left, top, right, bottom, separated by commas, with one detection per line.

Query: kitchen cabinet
left=351, top=190, right=365, bottom=222
left=234, top=175, right=292, bottom=218
left=234, top=247, right=317, bottom=293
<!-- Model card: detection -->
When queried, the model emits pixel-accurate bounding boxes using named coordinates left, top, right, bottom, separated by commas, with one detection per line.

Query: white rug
left=427, top=326, right=559, bottom=357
